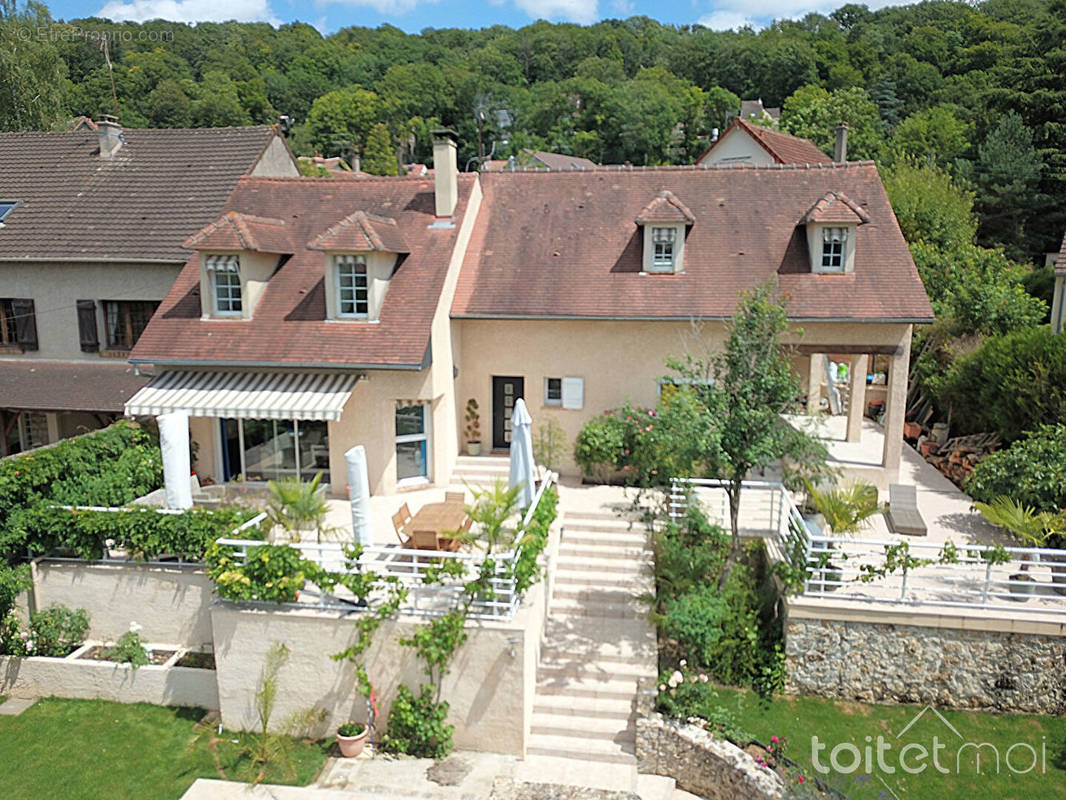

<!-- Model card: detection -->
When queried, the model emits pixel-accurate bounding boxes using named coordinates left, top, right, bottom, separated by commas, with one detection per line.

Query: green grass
left=0, top=698, right=331, bottom=800
left=710, top=687, right=1066, bottom=800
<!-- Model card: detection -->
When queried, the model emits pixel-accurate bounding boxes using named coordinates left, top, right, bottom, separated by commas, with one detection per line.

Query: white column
left=846, top=354, right=868, bottom=443
left=806, top=354, right=821, bottom=414
left=881, top=331, right=912, bottom=482
left=45, top=413, right=60, bottom=445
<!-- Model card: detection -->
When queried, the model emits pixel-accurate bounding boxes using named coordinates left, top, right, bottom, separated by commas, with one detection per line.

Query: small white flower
left=129, top=621, right=143, bottom=633
left=679, top=659, right=687, bottom=667
left=668, top=669, right=684, bottom=688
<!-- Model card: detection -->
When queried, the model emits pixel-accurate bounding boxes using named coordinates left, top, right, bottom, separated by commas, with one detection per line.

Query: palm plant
left=974, top=496, right=1062, bottom=571
left=265, top=472, right=331, bottom=543
left=804, top=479, right=882, bottom=535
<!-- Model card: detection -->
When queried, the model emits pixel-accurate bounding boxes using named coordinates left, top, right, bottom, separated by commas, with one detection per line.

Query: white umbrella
left=508, top=398, right=537, bottom=509
left=345, top=445, right=373, bottom=547
left=157, top=411, right=193, bottom=510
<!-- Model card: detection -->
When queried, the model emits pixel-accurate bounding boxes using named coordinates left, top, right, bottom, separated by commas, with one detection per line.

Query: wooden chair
left=445, top=491, right=465, bottom=504
left=392, top=502, right=413, bottom=545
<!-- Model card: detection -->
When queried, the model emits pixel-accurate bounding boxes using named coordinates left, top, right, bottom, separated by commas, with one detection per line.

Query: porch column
left=45, top=412, right=60, bottom=445
left=806, top=354, right=821, bottom=414
left=846, top=354, right=868, bottom=443
left=881, top=331, right=912, bottom=481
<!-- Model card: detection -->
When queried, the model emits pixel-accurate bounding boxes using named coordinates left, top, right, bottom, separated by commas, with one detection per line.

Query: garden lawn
left=712, top=688, right=1066, bottom=800
left=0, top=698, right=330, bottom=800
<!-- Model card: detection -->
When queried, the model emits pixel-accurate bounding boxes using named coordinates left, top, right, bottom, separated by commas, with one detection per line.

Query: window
left=821, top=227, right=847, bottom=271
left=0, top=298, right=37, bottom=350
left=220, top=418, right=330, bottom=484
left=104, top=300, right=159, bottom=349
left=651, top=227, right=677, bottom=271
left=0, top=200, right=17, bottom=226
left=336, top=255, right=369, bottom=318
left=207, top=255, right=241, bottom=314
left=544, top=377, right=562, bottom=406
left=0, top=299, right=17, bottom=346
left=19, top=412, right=48, bottom=451
left=395, top=404, right=429, bottom=483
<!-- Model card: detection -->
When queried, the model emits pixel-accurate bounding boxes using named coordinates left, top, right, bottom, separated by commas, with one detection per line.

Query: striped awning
left=124, top=370, right=359, bottom=421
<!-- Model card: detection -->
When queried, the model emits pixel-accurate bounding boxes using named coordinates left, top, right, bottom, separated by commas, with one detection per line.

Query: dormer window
left=821, top=228, right=847, bottom=271
left=336, top=255, right=369, bottom=318
left=652, top=228, right=677, bottom=271
left=207, top=255, right=242, bottom=315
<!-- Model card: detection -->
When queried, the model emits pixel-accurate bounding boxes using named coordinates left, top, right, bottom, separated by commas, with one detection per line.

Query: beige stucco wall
left=0, top=652, right=219, bottom=709
left=697, top=127, right=775, bottom=166
left=248, top=135, right=300, bottom=178
left=29, top=561, right=215, bottom=649
left=211, top=585, right=540, bottom=755
left=0, top=261, right=182, bottom=360
left=454, top=319, right=912, bottom=475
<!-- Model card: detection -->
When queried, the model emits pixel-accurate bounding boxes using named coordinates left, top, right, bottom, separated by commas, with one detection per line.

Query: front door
left=492, top=376, right=524, bottom=450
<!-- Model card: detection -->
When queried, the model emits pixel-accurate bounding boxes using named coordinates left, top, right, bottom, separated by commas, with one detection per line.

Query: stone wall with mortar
left=786, top=615, right=1066, bottom=715
left=634, top=680, right=784, bottom=800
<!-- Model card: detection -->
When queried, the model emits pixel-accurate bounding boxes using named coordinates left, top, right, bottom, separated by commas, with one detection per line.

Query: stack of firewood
left=919, top=432, right=1000, bottom=488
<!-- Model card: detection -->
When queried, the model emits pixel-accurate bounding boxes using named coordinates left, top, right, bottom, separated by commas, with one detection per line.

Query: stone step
left=552, top=586, right=649, bottom=602
left=530, top=711, right=635, bottom=742
left=562, top=533, right=648, bottom=549
left=543, top=615, right=658, bottom=650
left=526, top=734, right=636, bottom=765
left=538, top=655, right=653, bottom=681
left=539, top=646, right=658, bottom=671
left=563, top=510, right=638, bottom=522
left=562, top=520, right=647, bottom=533
left=535, top=676, right=639, bottom=702
left=532, top=695, right=636, bottom=721
left=550, top=597, right=646, bottom=620
left=558, top=544, right=650, bottom=562
left=553, top=568, right=653, bottom=587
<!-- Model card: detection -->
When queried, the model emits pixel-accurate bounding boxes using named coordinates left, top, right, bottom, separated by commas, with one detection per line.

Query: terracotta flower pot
left=336, top=724, right=369, bottom=757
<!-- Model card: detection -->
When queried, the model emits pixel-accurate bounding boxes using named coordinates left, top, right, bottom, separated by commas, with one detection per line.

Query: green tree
left=882, top=157, right=977, bottom=251
left=362, top=122, right=399, bottom=176
left=0, top=1, right=67, bottom=130
left=668, top=283, right=825, bottom=583
left=192, top=70, right=251, bottom=127
left=780, top=84, right=884, bottom=160
left=891, top=104, right=971, bottom=165
left=306, top=86, right=382, bottom=156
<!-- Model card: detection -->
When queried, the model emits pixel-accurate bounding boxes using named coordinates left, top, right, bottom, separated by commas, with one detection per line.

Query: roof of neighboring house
left=452, top=162, right=933, bottom=323
left=130, top=175, right=477, bottom=368
left=184, top=212, right=291, bottom=254
left=524, top=149, right=599, bottom=170
left=740, top=99, right=781, bottom=122
left=1057, top=230, right=1066, bottom=276
left=0, top=126, right=292, bottom=263
left=0, top=360, right=147, bottom=413
left=696, top=118, right=833, bottom=166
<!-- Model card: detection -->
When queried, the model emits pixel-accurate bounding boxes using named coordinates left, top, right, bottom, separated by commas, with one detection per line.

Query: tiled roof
left=1057, top=229, right=1066, bottom=276
left=0, top=126, right=286, bottom=262
left=802, top=191, right=870, bottom=225
left=307, top=211, right=409, bottom=253
left=184, top=212, right=291, bottom=253
left=697, top=118, right=833, bottom=166
left=0, top=360, right=148, bottom=412
left=131, top=175, right=476, bottom=368
left=452, top=163, right=933, bottom=323
left=524, top=149, right=599, bottom=170
left=635, top=190, right=696, bottom=224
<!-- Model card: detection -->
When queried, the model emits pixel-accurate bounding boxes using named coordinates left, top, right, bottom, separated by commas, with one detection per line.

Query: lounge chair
left=886, top=484, right=927, bottom=536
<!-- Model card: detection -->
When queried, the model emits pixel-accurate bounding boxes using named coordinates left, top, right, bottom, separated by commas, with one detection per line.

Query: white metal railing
left=668, top=477, right=1066, bottom=616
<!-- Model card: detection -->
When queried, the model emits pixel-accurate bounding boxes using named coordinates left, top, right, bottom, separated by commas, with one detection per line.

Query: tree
left=362, top=122, right=399, bottom=176
left=306, top=86, right=382, bottom=157
left=882, top=157, right=977, bottom=251
left=0, top=1, right=67, bottom=130
left=891, top=104, right=971, bottom=165
left=668, top=283, right=826, bottom=584
left=780, top=84, right=884, bottom=160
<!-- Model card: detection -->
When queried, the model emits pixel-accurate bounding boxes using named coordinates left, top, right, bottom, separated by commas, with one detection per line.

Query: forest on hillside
left=1, top=0, right=1065, bottom=264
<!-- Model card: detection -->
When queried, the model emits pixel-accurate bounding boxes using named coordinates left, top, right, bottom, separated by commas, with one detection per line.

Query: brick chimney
left=834, top=122, right=849, bottom=163
left=98, top=114, right=124, bottom=159
left=432, top=129, right=458, bottom=219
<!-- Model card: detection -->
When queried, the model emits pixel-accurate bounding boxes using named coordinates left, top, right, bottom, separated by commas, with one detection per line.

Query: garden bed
left=175, top=651, right=215, bottom=670
left=80, top=645, right=177, bottom=666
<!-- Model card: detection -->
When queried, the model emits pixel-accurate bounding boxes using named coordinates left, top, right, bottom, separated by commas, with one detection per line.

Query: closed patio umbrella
left=158, top=411, right=193, bottom=510
left=345, top=445, right=373, bottom=547
left=508, top=397, right=537, bottom=509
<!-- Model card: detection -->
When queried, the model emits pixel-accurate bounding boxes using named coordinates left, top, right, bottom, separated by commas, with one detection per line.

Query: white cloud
left=611, top=0, right=635, bottom=15
left=697, top=0, right=910, bottom=31
left=96, top=0, right=281, bottom=25
left=513, top=0, right=599, bottom=24
left=697, top=8, right=755, bottom=30
left=317, top=0, right=426, bottom=13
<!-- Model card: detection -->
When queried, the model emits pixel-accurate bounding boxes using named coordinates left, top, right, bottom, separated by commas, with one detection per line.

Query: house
left=126, top=128, right=931, bottom=493
left=126, top=131, right=478, bottom=495
left=740, top=98, right=781, bottom=123
left=696, top=117, right=833, bottom=167
left=1053, top=230, right=1066, bottom=334
left=0, top=118, right=298, bottom=455
left=481, top=150, right=599, bottom=172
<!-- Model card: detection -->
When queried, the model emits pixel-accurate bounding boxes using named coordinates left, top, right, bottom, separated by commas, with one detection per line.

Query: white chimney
left=834, top=122, right=849, bottom=163
left=432, top=129, right=458, bottom=219
left=98, top=114, right=124, bottom=160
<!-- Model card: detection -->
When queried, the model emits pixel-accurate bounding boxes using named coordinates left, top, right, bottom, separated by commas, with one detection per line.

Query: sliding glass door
left=220, top=418, right=330, bottom=484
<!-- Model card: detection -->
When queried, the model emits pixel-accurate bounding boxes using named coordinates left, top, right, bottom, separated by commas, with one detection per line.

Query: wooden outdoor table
left=407, top=502, right=468, bottom=551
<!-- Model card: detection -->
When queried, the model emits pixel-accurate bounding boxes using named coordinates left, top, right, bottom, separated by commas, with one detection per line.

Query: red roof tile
left=307, top=211, right=409, bottom=253
left=802, top=191, right=870, bottom=225
left=452, top=163, right=933, bottom=323
left=131, top=175, right=476, bottom=368
left=697, top=118, right=833, bottom=166
left=0, top=360, right=147, bottom=412
left=184, top=212, right=291, bottom=253
left=635, top=190, right=696, bottom=224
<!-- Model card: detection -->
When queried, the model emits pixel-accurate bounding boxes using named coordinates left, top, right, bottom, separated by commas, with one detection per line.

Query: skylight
left=0, top=201, right=18, bottom=226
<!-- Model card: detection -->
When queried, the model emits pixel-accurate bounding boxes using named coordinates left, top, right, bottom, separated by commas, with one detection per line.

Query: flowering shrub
left=104, top=623, right=151, bottom=670
left=4, top=605, right=92, bottom=657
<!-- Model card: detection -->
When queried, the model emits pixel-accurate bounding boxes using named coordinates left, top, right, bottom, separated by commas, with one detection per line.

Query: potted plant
left=336, top=721, right=370, bottom=757
left=803, top=480, right=881, bottom=591
left=464, top=398, right=482, bottom=456
left=974, top=497, right=1060, bottom=602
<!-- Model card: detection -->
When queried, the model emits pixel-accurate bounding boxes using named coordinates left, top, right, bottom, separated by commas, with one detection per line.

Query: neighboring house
left=740, top=98, right=781, bottom=123
left=482, top=150, right=599, bottom=171
left=0, top=118, right=298, bottom=456
left=127, top=131, right=479, bottom=496
left=696, top=117, right=833, bottom=166
left=127, top=136, right=931, bottom=493
left=1052, top=230, right=1066, bottom=334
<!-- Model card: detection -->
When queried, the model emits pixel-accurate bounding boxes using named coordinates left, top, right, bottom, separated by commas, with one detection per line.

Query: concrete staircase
left=450, top=454, right=511, bottom=488
left=520, top=507, right=668, bottom=796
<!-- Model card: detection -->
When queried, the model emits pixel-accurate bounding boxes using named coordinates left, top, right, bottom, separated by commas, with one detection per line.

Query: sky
left=45, top=0, right=910, bottom=36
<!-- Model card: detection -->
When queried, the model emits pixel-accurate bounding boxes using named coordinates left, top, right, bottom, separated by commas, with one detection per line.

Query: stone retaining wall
left=786, top=616, right=1066, bottom=715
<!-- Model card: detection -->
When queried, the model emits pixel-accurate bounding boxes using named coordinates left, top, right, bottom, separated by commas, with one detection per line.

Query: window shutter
left=12, top=298, right=37, bottom=350
left=76, top=300, right=99, bottom=352
left=561, top=377, right=584, bottom=410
